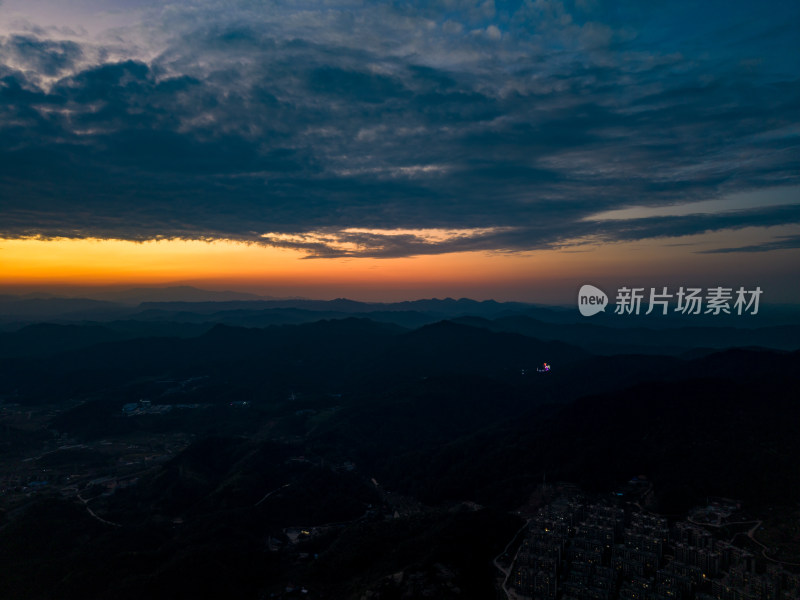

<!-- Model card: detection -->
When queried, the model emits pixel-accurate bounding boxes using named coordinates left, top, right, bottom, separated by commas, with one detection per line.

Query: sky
left=1, top=0, right=798, bottom=303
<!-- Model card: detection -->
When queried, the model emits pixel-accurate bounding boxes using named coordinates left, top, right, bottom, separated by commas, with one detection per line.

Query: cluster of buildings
left=512, top=497, right=799, bottom=600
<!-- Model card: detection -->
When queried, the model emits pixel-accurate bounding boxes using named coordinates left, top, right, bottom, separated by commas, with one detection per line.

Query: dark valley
left=0, top=296, right=798, bottom=599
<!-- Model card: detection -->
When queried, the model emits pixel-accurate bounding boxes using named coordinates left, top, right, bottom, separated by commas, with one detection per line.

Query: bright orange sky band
left=3, top=228, right=799, bottom=303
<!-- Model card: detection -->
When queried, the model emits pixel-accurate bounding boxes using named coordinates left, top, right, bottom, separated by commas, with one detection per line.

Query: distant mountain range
left=1, top=286, right=799, bottom=364
left=1, top=307, right=798, bottom=360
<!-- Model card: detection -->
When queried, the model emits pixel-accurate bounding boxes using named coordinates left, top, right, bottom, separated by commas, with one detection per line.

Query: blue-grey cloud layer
left=1, top=0, right=799, bottom=257
left=699, top=234, right=800, bottom=254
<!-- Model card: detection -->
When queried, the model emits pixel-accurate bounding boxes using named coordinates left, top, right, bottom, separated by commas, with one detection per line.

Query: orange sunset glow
left=3, top=229, right=798, bottom=303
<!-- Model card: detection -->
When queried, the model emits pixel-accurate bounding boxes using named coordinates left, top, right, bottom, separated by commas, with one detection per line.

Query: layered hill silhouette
left=0, top=299, right=799, bottom=599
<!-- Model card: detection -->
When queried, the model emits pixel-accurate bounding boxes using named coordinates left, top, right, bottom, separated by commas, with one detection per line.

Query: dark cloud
left=308, top=66, right=410, bottom=104
left=256, top=203, right=800, bottom=259
left=594, top=204, right=800, bottom=242
left=698, top=234, right=800, bottom=254
left=1, top=34, right=83, bottom=76
left=0, top=1, right=799, bottom=257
